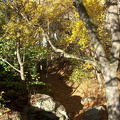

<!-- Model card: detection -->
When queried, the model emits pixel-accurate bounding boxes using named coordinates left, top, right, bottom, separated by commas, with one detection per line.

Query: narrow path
left=45, top=62, right=84, bottom=120
left=44, top=59, right=109, bottom=120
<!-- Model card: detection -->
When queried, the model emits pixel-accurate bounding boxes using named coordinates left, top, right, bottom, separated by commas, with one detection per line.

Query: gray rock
left=28, top=94, right=69, bottom=120
left=32, top=94, right=56, bottom=112
left=21, top=103, right=59, bottom=120
left=81, top=97, right=95, bottom=105
left=84, top=106, right=105, bottom=120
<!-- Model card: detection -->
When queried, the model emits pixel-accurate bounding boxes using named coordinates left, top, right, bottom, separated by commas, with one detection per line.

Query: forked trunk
left=16, top=40, right=28, bottom=95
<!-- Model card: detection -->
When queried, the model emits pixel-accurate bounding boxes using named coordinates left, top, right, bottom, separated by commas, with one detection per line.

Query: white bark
left=73, top=0, right=120, bottom=119
left=0, top=57, right=20, bottom=73
left=16, top=41, right=25, bottom=81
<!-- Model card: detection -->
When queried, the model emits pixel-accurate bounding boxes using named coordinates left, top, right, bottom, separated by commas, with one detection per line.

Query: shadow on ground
left=43, top=60, right=84, bottom=120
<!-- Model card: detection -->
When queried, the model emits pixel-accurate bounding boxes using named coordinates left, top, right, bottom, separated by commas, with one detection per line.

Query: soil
left=44, top=60, right=108, bottom=120
left=1, top=59, right=120, bottom=120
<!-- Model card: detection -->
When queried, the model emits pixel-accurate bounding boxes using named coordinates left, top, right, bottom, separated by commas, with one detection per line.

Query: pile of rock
left=0, top=94, right=69, bottom=120
left=21, top=94, right=69, bottom=120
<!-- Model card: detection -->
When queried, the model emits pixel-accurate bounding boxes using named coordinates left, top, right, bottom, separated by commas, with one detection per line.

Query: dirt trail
left=44, top=59, right=109, bottom=120
left=45, top=61, right=87, bottom=120
left=48, top=74, right=84, bottom=119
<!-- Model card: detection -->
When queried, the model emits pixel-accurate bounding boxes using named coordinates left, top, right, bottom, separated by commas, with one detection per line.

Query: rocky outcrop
left=0, top=94, right=69, bottom=120
left=21, top=94, right=69, bottom=120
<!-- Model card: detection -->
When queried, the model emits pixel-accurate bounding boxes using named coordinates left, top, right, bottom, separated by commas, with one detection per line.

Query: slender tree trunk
left=16, top=40, right=28, bottom=95
left=20, top=64, right=25, bottom=81
left=16, top=41, right=25, bottom=81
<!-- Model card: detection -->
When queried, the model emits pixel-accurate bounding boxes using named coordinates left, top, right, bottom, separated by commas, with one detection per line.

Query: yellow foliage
left=2, top=0, right=73, bottom=45
left=64, top=20, right=89, bottom=50
left=1, top=0, right=107, bottom=52
left=62, top=0, right=107, bottom=52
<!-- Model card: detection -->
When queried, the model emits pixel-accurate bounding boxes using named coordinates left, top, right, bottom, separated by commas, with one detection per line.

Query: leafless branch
left=0, top=57, right=20, bottom=73
left=12, top=5, right=101, bottom=70
left=45, top=32, right=101, bottom=69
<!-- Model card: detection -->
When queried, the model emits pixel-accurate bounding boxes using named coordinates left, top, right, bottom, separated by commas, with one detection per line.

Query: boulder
left=21, top=106, right=59, bottom=120
left=21, top=94, right=69, bottom=120
left=84, top=106, right=105, bottom=120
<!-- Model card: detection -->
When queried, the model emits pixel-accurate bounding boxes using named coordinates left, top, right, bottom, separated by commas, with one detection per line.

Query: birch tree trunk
left=105, top=1, right=120, bottom=119
left=16, top=40, right=28, bottom=95
left=73, top=0, right=120, bottom=119
left=16, top=40, right=25, bottom=81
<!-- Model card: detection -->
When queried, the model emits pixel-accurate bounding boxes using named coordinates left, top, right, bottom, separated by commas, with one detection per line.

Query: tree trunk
left=105, top=1, right=120, bottom=119
left=16, top=41, right=25, bottom=81
left=102, top=65, right=120, bottom=120
left=73, top=0, right=120, bottom=119
left=16, top=40, right=28, bottom=95
left=20, top=64, right=25, bottom=81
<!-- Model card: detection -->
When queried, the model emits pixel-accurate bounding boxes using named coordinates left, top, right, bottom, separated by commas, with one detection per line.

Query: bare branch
left=0, top=57, right=20, bottom=73
left=42, top=30, right=102, bottom=69
left=12, top=4, right=101, bottom=70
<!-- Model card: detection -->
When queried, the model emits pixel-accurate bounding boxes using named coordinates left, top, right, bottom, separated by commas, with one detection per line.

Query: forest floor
left=0, top=59, right=120, bottom=120
left=45, top=59, right=120, bottom=120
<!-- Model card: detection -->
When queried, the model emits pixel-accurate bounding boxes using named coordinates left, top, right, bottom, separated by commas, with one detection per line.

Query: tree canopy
left=0, top=0, right=120, bottom=120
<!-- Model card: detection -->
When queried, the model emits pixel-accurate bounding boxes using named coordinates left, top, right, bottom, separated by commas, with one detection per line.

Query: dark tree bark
left=72, top=0, right=120, bottom=120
